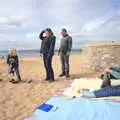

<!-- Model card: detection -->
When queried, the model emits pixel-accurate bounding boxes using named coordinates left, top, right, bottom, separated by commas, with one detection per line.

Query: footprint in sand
left=0, top=78, right=3, bottom=82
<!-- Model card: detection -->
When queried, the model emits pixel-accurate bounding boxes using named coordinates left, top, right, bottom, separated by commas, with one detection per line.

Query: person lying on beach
left=100, top=66, right=120, bottom=88
left=7, top=48, right=21, bottom=83
left=81, top=85, right=120, bottom=98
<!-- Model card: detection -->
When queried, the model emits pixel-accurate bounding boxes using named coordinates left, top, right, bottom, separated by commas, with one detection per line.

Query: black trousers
left=43, top=55, right=54, bottom=80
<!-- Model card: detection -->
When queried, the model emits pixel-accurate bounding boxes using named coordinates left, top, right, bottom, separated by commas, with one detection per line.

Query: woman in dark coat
left=39, top=28, right=56, bottom=82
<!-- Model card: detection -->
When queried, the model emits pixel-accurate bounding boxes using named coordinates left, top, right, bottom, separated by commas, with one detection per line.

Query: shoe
left=66, top=74, right=70, bottom=78
left=27, top=80, right=32, bottom=83
left=49, top=79, right=55, bottom=83
left=9, top=79, right=15, bottom=82
left=44, top=78, right=49, bottom=81
left=12, top=80, right=20, bottom=84
left=12, top=78, right=21, bottom=84
left=59, top=73, right=65, bottom=77
left=44, top=79, right=49, bottom=81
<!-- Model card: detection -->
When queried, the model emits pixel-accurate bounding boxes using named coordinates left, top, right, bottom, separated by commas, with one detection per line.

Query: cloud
left=0, top=16, right=24, bottom=32
left=26, top=32, right=39, bottom=40
left=0, top=0, right=120, bottom=50
left=83, top=15, right=120, bottom=41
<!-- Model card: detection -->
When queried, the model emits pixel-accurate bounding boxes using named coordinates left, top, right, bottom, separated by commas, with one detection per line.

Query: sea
left=0, top=49, right=82, bottom=57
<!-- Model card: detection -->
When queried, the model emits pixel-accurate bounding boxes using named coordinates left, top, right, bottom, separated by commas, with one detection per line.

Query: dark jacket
left=7, top=55, right=19, bottom=67
left=39, top=31, right=56, bottom=57
left=59, top=35, right=72, bottom=54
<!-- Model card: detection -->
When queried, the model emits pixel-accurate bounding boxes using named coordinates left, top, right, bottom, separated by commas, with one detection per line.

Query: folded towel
left=37, top=103, right=53, bottom=112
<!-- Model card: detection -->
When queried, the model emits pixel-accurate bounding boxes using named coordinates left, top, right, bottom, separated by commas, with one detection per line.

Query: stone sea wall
left=79, top=42, right=120, bottom=72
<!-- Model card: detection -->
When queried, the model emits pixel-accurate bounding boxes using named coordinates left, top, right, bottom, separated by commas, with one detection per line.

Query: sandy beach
left=0, top=55, right=99, bottom=120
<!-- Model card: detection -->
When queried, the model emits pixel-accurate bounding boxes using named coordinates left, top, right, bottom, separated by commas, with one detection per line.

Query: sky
left=0, top=0, right=120, bottom=50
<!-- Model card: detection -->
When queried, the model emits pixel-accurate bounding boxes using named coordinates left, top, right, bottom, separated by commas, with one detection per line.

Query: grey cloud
left=90, top=15, right=120, bottom=38
left=0, top=16, right=23, bottom=28
left=0, top=0, right=120, bottom=50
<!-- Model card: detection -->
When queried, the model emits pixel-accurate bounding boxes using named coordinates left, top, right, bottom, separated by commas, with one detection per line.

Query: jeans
left=82, top=92, right=96, bottom=98
left=94, top=85, right=120, bottom=98
left=8, top=65, right=21, bottom=79
left=43, top=55, right=54, bottom=80
left=60, top=53, right=69, bottom=75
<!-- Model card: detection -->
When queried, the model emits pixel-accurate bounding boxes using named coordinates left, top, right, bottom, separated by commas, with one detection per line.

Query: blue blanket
left=25, top=97, right=120, bottom=120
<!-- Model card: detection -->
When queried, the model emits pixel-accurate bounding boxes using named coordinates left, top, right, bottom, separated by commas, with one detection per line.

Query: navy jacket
left=39, top=31, right=56, bottom=57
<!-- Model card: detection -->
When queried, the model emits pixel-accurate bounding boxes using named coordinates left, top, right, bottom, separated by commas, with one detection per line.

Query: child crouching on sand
left=7, top=48, right=21, bottom=83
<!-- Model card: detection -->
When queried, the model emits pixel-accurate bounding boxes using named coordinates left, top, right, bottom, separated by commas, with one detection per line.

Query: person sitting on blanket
left=7, top=48, right=21, bottom=83
left=100, top=66, right=120, bottom=88
left=81, top=85, right=120, bottom=98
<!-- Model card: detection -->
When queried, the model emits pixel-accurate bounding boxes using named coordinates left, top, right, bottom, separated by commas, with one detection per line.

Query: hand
left=41, top=30, right=45, bottom=34
left=58, top=50, right=60, bottom=56
left=40, top=53, right=43, bottom=57
left=66, top=52, right=71, bottom=56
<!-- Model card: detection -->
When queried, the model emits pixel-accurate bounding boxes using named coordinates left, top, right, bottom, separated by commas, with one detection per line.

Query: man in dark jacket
left=39, top=28, right=56, bottom=82
left=58, top=28, right=72, bottom=78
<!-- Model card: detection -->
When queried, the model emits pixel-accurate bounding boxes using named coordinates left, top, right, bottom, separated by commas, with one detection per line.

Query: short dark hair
left=62, top=28, right=67, bottom=33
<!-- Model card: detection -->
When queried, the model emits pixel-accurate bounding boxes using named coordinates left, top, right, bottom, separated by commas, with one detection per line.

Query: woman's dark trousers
left=43, top=55, right=54, bottom=81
